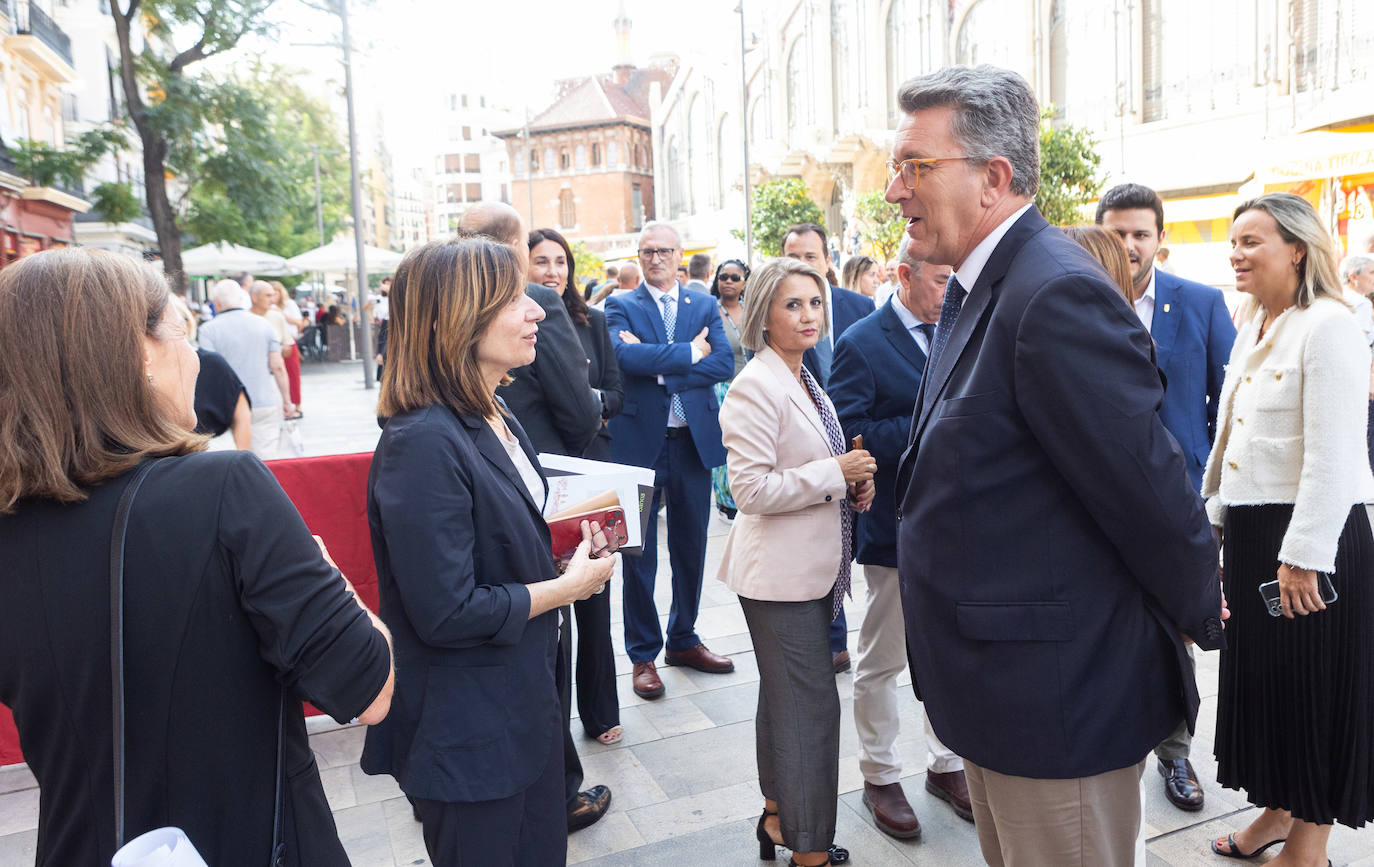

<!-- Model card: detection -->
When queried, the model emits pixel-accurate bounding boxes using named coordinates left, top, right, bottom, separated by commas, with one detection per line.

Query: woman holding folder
left=718, top=258, right=875, bottom=867
left=361, top=237, right=618, bottom=866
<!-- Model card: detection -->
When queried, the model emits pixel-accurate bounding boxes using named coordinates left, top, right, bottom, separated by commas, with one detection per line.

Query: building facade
left=431, top=90, right=513, bottom=237
left=0, top=0, right=91, bottom=266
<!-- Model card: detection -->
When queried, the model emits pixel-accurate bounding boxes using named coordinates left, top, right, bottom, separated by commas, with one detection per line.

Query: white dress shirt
left=1133, top=269, right=1157, bottom=334
left=954, top=203, right=1034, bottom=298
left=888, top=292, right=935, bottom=356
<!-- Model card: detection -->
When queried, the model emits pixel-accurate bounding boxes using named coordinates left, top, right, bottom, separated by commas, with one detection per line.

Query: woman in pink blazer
left=717, top=257, right=875, bottom=867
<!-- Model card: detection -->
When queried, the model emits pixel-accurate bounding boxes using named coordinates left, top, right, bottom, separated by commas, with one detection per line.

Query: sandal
left=1210, top=833, right=1286, bottom=859
left=596, top=725, right=623, bottom=745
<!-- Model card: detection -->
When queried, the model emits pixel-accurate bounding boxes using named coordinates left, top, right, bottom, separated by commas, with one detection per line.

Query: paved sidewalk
left=2, top=360, right=1371, bottom=865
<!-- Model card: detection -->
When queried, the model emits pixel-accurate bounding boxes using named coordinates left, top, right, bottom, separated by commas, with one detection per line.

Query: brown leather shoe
left=632, top=661, right=665, bottom=699
left=832, top=650, right=851, bottom=673
left=1158, top=758, right=1204, bottom=811
left=663, top=643, right=734, bottom=673
left=862, top=781, right=921, bottom=839
left=925, top=769, right=974, bottom=822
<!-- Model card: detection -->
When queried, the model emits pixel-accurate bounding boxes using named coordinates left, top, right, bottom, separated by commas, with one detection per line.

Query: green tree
left=10, top=127, right=128, bottom=189
left=109, top=0, right=277, bottom=290
left=91, top=182, right=144, bottom=224
left=734, top=177, right=826, bottom=256
left=1036, top=107, right=1103, bottom=227
left=569, top=240, right=604, bottom=287
left=854, top=190, right=905, bottom=262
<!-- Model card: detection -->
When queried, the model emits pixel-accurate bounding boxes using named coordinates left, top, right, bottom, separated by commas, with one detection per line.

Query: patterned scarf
left=798, top=365, right=852, bottom=619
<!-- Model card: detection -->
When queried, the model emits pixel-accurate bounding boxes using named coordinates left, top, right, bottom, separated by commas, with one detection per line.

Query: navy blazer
left=361, top=402, right=561, bottom=803
left=1149, top=269, right=1236, bottom=490
left=605, top=283, right=733, bottom=469
left=831, top=300, right=928, bottom=568
left=896, top=207, right=1225, bottom=780
left=803, top=284, right=876, bottom=385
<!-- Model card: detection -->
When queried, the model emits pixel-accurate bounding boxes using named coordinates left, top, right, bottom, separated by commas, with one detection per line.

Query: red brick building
left=497, top=58, right=676, bottom=254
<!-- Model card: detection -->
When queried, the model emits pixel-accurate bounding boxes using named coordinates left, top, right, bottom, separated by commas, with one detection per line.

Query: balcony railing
left=13, top=2, right=74, bottom=68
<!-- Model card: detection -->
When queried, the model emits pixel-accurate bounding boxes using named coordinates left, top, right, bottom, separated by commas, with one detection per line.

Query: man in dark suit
left=889, top=65, right=1225, bottom=863
left=1097, top=182, right=1237, bottom=812
left=830, top=238, right=969, bottom=840
left=456, top=202, right=611, bottom=833
left=606, top=222, right=736, bottom=700
left=781, top=222, right=875, bottom=672
left=458, top=206, right=603, bottom=458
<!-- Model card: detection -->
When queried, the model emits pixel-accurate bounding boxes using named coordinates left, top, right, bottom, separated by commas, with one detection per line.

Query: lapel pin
left=684, top=297, right=691, bottom=304
left=1163, top=303, right=1171, bottom=313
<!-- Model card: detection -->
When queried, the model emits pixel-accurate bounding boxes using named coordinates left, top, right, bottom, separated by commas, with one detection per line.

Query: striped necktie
left=661, top=294, right=687, bottom=422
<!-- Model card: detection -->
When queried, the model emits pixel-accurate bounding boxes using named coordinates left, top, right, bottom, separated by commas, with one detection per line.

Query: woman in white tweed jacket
left=1203, top=193, right=1374, bottom=864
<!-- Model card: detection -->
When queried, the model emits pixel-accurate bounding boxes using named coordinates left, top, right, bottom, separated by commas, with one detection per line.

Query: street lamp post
left=337, top=0, right=375, bottom=389
left=737, top=2, right=753, bottom=265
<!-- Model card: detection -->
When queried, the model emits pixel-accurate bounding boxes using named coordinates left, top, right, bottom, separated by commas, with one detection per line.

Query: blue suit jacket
left=830, top=300, right=928, bottom=568
left=605, top=284, right=733, bottom=469
left=362, top=402, right=561, bottom=803
left=803, top=284, right=876, bottom=385
left=896, top=207, right=1225, bottom=780
left=1149, top=270, right=1236, bottom=491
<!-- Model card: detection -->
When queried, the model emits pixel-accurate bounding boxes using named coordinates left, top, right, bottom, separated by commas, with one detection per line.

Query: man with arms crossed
left=889, top=65, right=1225, bottom=865
left=830, top=236, right=970, bottom=839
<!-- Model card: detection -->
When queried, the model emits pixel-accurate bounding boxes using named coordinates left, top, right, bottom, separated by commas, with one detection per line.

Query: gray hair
left=1340, top=253, right=1374, bottom=284
left=896, top=64, right=1041, bottom=198
left=896, top=235, right=922, bottom=275
left=210, top=279, right=244, bottom=309
left=738, top=258, right=829, bottom=352
left=639, top=221, right=682, bottom=249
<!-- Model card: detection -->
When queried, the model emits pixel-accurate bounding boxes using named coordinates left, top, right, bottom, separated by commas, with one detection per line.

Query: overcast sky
left=244, top=0, right=744, bottom=173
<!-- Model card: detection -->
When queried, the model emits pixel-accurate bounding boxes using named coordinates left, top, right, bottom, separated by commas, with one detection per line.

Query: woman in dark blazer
left=528, top=228, right=625, bottom=744
left=361, top=237, right=617, bottom=865
left=0, top=249, right=394, bottom=866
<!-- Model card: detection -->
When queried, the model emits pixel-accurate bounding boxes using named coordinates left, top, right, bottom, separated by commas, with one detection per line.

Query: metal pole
left=338, top=0, right=375, bottom=389
left=313, top=145, right=325, bottom=245
left=738, top=2, right=753, bottom=265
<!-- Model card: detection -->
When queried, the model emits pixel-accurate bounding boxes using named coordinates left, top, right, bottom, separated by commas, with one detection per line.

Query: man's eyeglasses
left=887, top=156, right=971, bottom=190
left=717, top=273, right=744, bottom=283
left=639, top=247, right=678, bottom=260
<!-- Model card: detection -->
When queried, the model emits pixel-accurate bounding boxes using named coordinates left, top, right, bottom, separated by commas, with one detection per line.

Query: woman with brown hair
left=1062, top=225, right=1137, bottom=303
left=360, top=237, right=618, bottom=865
left=840, top=255, right=883, bottom=298
left=0, top=248, right=394, bottom=865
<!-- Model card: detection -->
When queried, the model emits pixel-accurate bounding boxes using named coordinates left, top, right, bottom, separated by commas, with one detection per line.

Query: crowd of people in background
left=2, top=60, right=1374, bottom=867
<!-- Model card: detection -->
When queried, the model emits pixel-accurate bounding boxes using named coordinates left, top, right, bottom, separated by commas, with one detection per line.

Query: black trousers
left=571, top=583, right=620, bottom=737
left=411, top=723, right=566, bottom=866
left=558, top=607, right=585, bottom=808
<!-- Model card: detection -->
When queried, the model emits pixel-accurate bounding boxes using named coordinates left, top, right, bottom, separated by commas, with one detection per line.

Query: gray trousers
left=740, top=594, right=840, bottom=855
left=1153, top=644, right=1196, bottom=761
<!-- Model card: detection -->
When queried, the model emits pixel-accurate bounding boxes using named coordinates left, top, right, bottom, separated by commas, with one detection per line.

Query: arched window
left=607, top=140, right=619, bottom=167
left=667, top=137, right=685, bottom=219
left=786, top=40, right=804, bottom=134
left=558, top=189, right=576, bottom=228
left=687, top=96, right=703, bottom=213
left=830, top=0, right=854, bottom=132
left=514, top=149, right=525, bottom=174
left=559, top=149, right=571, bottom=170
left=543, top=147, right=555, bottom=172
left=591, top=143, right=602, bottom=167
left=716, top=114, right=737, bottom=207
left=529, top=149, right=539, bottom=171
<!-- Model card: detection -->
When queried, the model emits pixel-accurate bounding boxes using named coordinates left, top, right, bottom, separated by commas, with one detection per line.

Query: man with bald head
left=606, top=221, right=735, bottom=699
left=459, top=203, right=602, bottom=456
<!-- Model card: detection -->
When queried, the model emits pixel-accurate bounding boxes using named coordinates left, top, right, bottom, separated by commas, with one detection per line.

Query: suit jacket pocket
left=939, top=390, right=1005, bottom=419
left=955, top=601, right=1073, bottom=642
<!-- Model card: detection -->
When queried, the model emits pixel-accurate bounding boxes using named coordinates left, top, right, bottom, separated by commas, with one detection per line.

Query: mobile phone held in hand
left=1259, top=574, right=1338, bottom=617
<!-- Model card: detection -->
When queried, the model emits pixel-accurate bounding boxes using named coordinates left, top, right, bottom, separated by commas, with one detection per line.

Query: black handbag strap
left=109, top=459, right=287, bottom=864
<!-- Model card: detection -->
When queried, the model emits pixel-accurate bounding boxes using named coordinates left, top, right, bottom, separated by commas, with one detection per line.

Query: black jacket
left=576, top=306, right=623, bottom=460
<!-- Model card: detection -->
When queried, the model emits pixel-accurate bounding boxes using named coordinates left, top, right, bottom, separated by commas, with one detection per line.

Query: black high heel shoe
left=755, top=809, right=850, bottom=865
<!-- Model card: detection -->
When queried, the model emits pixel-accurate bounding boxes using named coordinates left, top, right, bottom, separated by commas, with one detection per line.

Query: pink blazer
left=716, top=346, right=848, bottom=602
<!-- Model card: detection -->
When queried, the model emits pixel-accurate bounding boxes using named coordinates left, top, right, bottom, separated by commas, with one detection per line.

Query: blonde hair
left=377, top=237, right=526, bottom=420
left=1232, top=193, right=1345, bottom=321
left=1062, top=225, right=1136, bottom=304
left=738, top=258, right=830, bottom=352
left=0, top=249, right=203, bottom=511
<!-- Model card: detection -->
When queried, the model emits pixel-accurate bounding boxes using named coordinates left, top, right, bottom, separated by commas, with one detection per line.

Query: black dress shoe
left=1158, top=758, right=1204, bottom=811
left=567, top=784, right=613, bottom=832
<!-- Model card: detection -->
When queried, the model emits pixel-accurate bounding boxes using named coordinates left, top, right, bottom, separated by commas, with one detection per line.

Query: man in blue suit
left=890, top=66, right=1225, bottom=863
left=781, top=222, right=876, bottom=671
left=1098, top=183, right=1237, bottom=812
left=831, top=237, right=971, bottom=839
left=605, top=222, right=736, bottom=700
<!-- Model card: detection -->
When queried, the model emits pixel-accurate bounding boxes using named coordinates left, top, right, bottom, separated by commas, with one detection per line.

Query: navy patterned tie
left=799, top=365, right=852, bottom=620
left=926, top=275, right=967, bottom=373
left=661, top=294, right=687, bottom=422
left=915, top=322, right=936, bottom=365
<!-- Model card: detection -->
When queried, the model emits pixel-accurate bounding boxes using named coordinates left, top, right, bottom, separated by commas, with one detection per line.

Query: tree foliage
left=10, top=128, right=128, bottom=189
left=569, top=240, right=604, bottom=286
left=1036, top=107, right=1103, bottom=227
left=734, top=177, right=826, bottom=256
left=854, top=190, right=905, bottom=262
left=91, top=182, right=143, bottom=224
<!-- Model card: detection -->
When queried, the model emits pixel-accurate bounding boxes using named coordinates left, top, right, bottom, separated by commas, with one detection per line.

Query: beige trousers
left=964, top=758, right=1146, bottom=867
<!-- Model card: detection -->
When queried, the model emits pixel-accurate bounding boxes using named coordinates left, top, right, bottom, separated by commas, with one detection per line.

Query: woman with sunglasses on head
left=710, top=259, right=750, bottom=519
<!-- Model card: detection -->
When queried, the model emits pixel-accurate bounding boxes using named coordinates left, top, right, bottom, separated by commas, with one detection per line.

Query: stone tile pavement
left=2, top=360, right=1372, bottom=865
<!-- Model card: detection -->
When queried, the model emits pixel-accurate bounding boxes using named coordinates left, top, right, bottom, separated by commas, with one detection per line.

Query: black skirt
left=1215, top=503, right=1374, bottom=827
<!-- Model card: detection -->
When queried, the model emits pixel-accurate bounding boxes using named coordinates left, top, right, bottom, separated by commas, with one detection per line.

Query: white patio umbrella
left=285, top=238, right=403, bottom=274
left=180, top=242, right=295, bottom=276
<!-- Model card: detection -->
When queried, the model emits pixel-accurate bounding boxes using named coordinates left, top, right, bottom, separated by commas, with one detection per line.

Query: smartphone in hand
left=1259, top=573, right=1338, bottom=617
